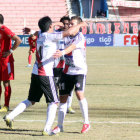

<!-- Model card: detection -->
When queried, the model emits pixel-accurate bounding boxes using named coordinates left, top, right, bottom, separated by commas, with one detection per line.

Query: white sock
left=67, top=91, right=73, bottom=108
left=79, top=98, right=89, bottom=124
left=7, top=99, right=32, bottom=120
left=44, top=103, right=57, bottom=132
left=57, top=103, right=67, bottom=128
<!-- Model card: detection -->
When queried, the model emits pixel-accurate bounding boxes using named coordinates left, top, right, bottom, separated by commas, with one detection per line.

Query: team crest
left=76, top=83, right=80, bottom=88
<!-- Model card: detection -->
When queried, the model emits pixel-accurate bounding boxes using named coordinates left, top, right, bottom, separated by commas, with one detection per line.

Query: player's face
left=62, top=20, right=70, bottom=30
left=70, top=19, right=78, bottom=27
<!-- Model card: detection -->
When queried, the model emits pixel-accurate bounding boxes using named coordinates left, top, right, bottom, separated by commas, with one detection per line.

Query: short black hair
left=0, top=14, right=4, bottom=24
left=71, top=16, right=82, bottom=24
left=38, top=16, right=52, bottom=33
left=60, top=16, right=70, bottom=22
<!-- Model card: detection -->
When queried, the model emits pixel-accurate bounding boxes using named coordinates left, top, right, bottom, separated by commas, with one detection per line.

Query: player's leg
left=0, top=80, right=11, bottom=112
left=3, top=74, right=41, bottom=129
left=67, top=90, right=75, bottom=114
left=41, top=76, right=59, bottom=135
left=52, top=74, right=74, bottom=135
left=75, top=75, right=90, bottom=133
left=27, top=51, right=32, bottom=67
left=0, top=61, right=14, bottom=112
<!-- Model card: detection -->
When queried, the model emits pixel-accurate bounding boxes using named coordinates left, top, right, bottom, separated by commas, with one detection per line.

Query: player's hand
left=80, top=21, right=88, bottom=27
left=53, top=50, right=62, bottom=58
left=2, top=51, right=11, bottom=57
left=23, top=27, right=31, bottom=34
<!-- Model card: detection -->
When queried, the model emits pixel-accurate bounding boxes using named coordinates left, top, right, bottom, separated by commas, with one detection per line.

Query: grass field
left=0, top=47, right=140, bottom=140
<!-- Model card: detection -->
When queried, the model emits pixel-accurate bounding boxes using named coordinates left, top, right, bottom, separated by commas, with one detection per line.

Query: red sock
left=138, top=51, right=140, bottom=66
left=4, top=86, right=11, bottom=107
left=28, top=54, right=32, bottom=65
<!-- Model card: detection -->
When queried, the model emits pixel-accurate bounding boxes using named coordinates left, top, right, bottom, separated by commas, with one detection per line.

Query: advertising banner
left=114, top=34, right=138, bottom=47
left=82, top=21, right=139, bottom=34
left=85, top=34, right=113, bottom=47
left=12, top=35, right=29, bottom=47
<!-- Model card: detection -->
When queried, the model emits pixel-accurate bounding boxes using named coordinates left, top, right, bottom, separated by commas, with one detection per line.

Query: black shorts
left=28, top=74, right=59, bottom=103
left=59, top=73, right=86, bottom=96
left=53, top=68, right=63, bottom=87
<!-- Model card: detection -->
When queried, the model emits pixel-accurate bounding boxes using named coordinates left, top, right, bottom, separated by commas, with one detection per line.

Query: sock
left=28, top=54, right=32, bottom=65
left=4, top=86, right=11, bottom=107
left=67, top=91, right=73, bottom=108
left=79, top=98, right=89, bottom=124
left=57, top=103, right=67, bottom=128
left=7, top=99, right=32, bottom=120
left=44, top=103, right=57, bottom=132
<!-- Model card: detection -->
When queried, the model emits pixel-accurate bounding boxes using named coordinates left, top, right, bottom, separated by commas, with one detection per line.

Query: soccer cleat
left=26, top=64, right=31, bottom=67
left=3, top=115, right=13, bottom=129
left=42, top=131, right=51, bottom=136
left=81, top=124, right=90, bottom=133
left=0, top=106, right=9, bottom=112
left=67, top=107, right=75, bottom=114
left=51, top=126, right=63, bottom=135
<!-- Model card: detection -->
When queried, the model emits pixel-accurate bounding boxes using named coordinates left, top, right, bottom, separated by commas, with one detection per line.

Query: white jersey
left=32, top=31, right=63, bottom=76
left=63, top=32, right=87, bottom=75
left=53, top=39, right=65, bottom=68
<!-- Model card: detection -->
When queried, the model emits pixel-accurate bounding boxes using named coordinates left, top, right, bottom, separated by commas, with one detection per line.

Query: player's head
left=38, top=16, right=52, bottom=33
left=70, top=16, right=82, bottom=26
left=0, top=14, right=4, bottom=24
left=60, top=16, right=70, bottom=30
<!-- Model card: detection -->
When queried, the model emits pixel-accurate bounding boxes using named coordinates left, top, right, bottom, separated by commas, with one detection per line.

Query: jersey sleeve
left=72, top=33, right=85, bottom=48
left=1, top=25, right=15, bottom=38
left=48, top=32, right=63, bottom=41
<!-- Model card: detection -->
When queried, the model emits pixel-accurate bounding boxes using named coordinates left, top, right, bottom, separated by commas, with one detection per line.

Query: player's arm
left=62, top=22, right=87, bottom=37
left=53, top=44, right=76, bottom=58
left=3, top=35, right=21, bottom=57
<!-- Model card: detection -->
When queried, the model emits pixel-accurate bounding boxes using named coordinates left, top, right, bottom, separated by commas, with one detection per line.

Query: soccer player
left=3, top=16, right=87, bottom=135
left=54, top=16, right=75, bottom=114
left=52, top=16, right=90, bottom=134
left=0, top=14, right=21, bottom=112
left=138, top=30, right=140, bottom=66
left=27, top=31, right=37, bottom=67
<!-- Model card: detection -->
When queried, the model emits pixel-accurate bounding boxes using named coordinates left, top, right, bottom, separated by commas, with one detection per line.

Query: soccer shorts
left=28, top=74, right=59, bottom=103
left=0, top=61, right=14, bottom=81
left=30, top=47, right=36, bottom=53
left=53, top=68, right=63, bottom=87
left=59, top=73, right=86, bottom=96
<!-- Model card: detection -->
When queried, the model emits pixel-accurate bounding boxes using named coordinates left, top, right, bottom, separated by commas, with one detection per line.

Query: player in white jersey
left=53, top=16, right=75, bottom=114
left=52, top=16, right=90, bottom=134
left=3, top=16, right=87, bottom=135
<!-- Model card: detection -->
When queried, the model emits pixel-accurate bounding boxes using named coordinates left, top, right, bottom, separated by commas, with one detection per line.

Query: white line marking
left=1, top=119, right=140, bottom=125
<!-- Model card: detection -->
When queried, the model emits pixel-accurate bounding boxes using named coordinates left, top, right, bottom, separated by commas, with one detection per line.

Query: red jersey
left=0, top=25, right=15, bottom=62
left=28, top=36, right=37, bottom=50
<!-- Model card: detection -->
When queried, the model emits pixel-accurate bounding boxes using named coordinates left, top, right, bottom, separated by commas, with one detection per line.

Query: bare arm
left=62, top=22, right=87, bottom=37
left=2, top=35, right=21, bottom=57
left=53, top=44, right=76, bottom=58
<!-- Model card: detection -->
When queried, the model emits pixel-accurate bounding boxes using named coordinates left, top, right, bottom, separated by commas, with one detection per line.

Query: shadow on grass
left=73, top=107, right=140, bottom=119
left=0, top=128, right=42, bottom=136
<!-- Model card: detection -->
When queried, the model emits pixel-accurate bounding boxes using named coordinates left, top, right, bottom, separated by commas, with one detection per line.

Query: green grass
left=0, top=47, right=140, bottom=140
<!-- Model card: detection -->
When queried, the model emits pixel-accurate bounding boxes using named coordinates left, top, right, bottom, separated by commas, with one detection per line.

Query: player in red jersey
left=138, top=30, right=140, bottom=66
left=27, top=31, right=37, bottom=67
left=0, top=14, right=21, bottom=112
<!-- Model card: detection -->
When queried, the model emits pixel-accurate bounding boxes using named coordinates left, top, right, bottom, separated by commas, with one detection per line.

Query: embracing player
left=52, top=16, right=90, bottom=134
left=3, top=16, right=87, bottom=135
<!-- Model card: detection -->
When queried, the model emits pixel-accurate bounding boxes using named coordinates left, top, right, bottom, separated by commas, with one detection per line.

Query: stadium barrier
left=14, top=34, right=138, bottom=47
